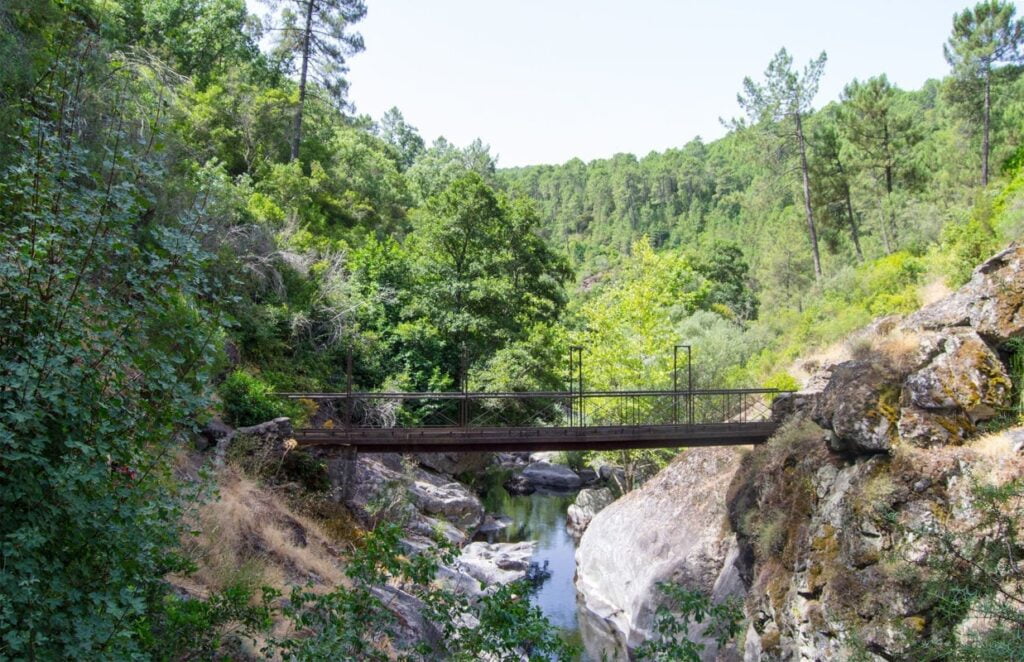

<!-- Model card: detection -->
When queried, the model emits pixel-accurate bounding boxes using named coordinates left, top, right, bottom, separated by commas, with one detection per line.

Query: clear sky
left=254, top=0, right=1013, bottom=167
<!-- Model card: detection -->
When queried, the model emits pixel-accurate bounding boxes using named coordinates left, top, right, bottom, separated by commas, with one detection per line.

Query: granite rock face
left=902, top=329, right=1011, bottom=423
left=734, top=423, right=1024, bottom=660
left=566, top=487, right=615, bottom=540
left=904, top=244, right=1024, bottom=344
left=728, top=245, right=1024, bottom=659
left=575, top=447, right=746, bottom=659
left=329, top=453, right=484, bottom=544
left=811, top=361, right=897, bottom=453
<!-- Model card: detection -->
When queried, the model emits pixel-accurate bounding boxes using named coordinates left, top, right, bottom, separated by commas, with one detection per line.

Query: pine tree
left=944, top=0, right=1024, bottom=185
left=737, top=48, right=828, bottom=281
left=270, top=0, right=367, bottom=160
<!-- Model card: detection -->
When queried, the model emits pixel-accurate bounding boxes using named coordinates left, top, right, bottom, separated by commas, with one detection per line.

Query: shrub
left=219, top=369, right=297, bottom=426
left=634, top=582, right=743, bottom=661
left=1006, top=338, right=1024, bottom=424
left=764, top=371, right=800, bottom=394
left=940, top=216, right=999, bottom=288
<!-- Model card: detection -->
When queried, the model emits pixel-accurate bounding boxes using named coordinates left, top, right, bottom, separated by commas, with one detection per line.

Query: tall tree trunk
left=795, top=113, right=823, bottom=281
left=290, top=0, right=316, bottom=162
left=843, top=184, right=863, bottom=261
left=982, top=67, right=991, bottom=186
left=883, top=126, right=899, bottom=249
left=876, top=197, right=893, bottom=254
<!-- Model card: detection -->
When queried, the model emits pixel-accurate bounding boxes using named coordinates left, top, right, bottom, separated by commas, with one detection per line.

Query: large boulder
left=811, top=361, right=898, bottom=454
left=329, top=453, right=484, bottom=543
left=575, top=447, right=745, bottom=658
left=566, top=487, right=615, bottom=540
left=521, top=462, right=582, bottom=490
left=407, top=477, right=485, bottom=530
left=902, top=329, right=1011, bottom=423
left=455, top=541, right=536, bottom=587
left=904, top=244, right=1024, bottom=344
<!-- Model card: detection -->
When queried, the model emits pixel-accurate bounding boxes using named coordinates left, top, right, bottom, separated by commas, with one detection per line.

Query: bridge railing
left=278, top=388, right=782, bottom=430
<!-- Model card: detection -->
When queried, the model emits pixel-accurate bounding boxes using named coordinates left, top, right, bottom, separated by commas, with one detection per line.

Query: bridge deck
left=294, top=421, right=780, bottom=453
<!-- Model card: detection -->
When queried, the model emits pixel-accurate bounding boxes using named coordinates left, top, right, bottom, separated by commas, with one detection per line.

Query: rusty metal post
left=345, top=347, right=353, bottom=431
left=577, top=346, right=584, bottom=426
left=675, top=345, right=692, bottom=425
left=673, top=345, right=678, bottom=424
left=568, top=348, right=575, bottom=427
left=459, top=346, right=468, bottom=427
left=687, top=345, right=693, bottom=425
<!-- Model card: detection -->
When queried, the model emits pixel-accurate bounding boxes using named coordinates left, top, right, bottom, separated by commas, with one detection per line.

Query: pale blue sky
left=251, top=1, right=1013, bottom=166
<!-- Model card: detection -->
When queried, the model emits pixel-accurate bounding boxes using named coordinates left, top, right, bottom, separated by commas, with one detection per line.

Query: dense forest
left=2, top=0, right=1024, bottom=658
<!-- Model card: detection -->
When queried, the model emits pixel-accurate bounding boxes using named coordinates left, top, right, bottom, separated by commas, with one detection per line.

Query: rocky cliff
left=575, top=446, right=747, bottom=659
left=575, top=244, right=1024, bottom=660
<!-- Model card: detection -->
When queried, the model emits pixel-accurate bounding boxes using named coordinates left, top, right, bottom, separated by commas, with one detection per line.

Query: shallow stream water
left=474, top=469, right=623, bottom=661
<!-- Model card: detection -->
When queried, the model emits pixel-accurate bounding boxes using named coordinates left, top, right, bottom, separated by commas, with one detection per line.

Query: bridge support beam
left=326, top=445, right=358, bottom=502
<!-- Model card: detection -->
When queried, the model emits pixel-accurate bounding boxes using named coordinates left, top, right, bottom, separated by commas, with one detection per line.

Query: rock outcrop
left=565, top=487, right=614, bottom=540
left=729, top=245, right=1024, bottom=660
left=575, top=447, right=746, bottom=659
left=415, top=452, right=490, bottom=476
left=455, top=541, right=537, bottom=586
left=329, top=453, right=484, bottom=544
left=521, top=461, right=583, bottom=490
left=904, top=243, right=1024, bottom=343
left=577, top=245, right=1024, bottom=660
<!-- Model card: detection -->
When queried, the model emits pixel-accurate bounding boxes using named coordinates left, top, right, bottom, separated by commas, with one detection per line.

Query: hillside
left=3, top=0, right=1024, bottom=659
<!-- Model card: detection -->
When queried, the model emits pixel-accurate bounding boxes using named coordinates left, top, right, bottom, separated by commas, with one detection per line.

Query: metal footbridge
left=281, top=387, right=784, bottom=453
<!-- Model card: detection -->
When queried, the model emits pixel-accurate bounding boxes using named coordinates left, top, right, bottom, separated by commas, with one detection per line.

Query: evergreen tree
left=269, top=0, right=367, bottom=160
left=737, top=48, right=828, bottom=280
left=944, top=0, right=1024, bottom=185
left=377, top=106, right=425, bottom=171
left=809, top=108, right=864, bottom=260
left=839, top=75, right=921, bottom=252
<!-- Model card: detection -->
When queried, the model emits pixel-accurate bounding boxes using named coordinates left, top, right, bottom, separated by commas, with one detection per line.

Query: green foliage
left=692, top=241, right=759, bottom=320
left=902, top=479, right=1024, bottom=659
left=1006, top=337, right=1024, bottom=423
left=0, top=34, right=225, bottom=657
left=141, top=584, right=275, bottom=660
left=940, top=206, right=1000, bottom=286
left=944, top=0, right=1024, bottom=184
left=764, top=372, right=800, bottom=393
left=402, top=173, right=570, bottom=386
left=218, top=369, right=298, bottom=426
left=113, top=0, right=259, bottom=85
left=265, top=522, right=578, bottom=661
left=634, top=583, right=744, bottom=661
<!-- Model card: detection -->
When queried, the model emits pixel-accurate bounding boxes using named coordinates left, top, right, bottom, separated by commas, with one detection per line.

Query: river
left=474, top=469, right=623, bottom=661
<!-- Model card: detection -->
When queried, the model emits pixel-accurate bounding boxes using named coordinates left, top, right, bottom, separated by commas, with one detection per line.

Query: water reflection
left=474, top=469, right=623, bottom=661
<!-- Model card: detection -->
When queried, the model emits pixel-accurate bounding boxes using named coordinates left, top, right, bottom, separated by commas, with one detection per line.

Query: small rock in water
left=477, top=514, right=512, bottom=534
left=521, top=461, right=582, bottom=490
left=503, top=473, right=536, bottom=495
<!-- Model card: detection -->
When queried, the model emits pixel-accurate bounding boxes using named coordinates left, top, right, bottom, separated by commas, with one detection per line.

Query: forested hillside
left=2, top=0, right=1024, bottom=658
left=500, top=60, right=1023, bottom=306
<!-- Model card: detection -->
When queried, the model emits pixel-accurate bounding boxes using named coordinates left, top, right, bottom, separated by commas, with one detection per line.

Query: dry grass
left=787, top=340, right=853, bottom=388
left=173, top=467, right=346, bottom=597
left=969, top=427, right=1023, bottom=459
left=873, top=330, right=924, bottom=377
left=919, top=278, right=953, bottom=307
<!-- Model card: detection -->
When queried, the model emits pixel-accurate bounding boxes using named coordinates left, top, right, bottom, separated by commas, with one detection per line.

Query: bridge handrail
left=275, top=387, right=789, bottom=400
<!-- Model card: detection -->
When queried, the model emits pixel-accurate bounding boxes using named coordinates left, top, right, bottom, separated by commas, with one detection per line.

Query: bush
left=219, top=370, right=297, bottom=426
left=940, top=216, right=999, bottom=287
left=634, top=582, right=743, bottom=661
